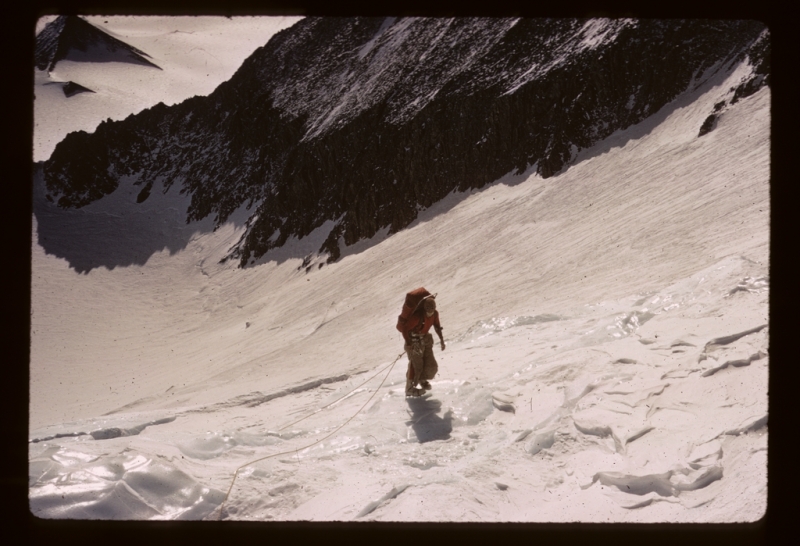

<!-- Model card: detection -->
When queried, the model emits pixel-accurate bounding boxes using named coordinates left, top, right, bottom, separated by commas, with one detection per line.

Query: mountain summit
left=35, top=15, right=160, bottom=71
left=41, top=17, right=768, bottom=268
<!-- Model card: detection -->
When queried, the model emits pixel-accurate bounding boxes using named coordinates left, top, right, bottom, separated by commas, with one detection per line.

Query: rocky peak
left=35, top=15, right=160, bottom=71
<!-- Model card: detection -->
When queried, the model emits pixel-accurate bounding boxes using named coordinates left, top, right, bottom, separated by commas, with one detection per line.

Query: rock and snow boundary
left=30, top=20, right=769, bottom=521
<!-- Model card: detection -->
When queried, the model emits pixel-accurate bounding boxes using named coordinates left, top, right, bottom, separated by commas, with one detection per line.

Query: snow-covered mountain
left=32, top=15, right=302, bottom=163
left=39, top=17, right=768, bottom=270
left=30, top=16, right=770, bottom=523
left=35, top=15, right=160, bottom=71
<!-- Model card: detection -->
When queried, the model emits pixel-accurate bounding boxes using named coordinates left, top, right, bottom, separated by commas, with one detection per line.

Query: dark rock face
left=41, top=17, right=769, bottom=267
left=696, top=28, right=769, bottom=137
left=698, top=114, right=719, bottom=137
left=62, top=81, right=95, bottom=97
left=35, top=15, right=160, bottom=71
left=731, top=27, right=770, bottom=104
left=42, top=80, right=96, bottom=97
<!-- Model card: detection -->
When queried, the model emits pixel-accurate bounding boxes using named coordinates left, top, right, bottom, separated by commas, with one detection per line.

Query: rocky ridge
left=35, top=15, right=160, bottom=72
left=40, top=17, right=769, bottom=267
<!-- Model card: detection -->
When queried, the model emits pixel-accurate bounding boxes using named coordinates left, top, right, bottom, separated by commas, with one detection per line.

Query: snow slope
left=29, top=21, right=769, bottom=522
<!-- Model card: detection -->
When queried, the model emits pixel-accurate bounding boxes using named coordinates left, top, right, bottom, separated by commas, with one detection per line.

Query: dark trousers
left=405, top=333, right=438, bottom=384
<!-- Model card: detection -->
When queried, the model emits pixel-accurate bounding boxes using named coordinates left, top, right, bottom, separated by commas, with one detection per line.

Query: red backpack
left=396, top=287, right=435, bottom=333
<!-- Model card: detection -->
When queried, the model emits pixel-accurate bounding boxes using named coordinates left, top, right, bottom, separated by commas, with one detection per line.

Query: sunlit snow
left=30, top=17, right=768, bottom=522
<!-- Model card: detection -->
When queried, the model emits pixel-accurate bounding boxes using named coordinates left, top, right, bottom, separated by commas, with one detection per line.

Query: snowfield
left=30, top=18, right=769, bottom=522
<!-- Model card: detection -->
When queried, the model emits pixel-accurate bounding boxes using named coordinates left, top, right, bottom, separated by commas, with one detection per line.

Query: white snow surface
left=30, top=20, right=769, bottom=522
left=33, top=16, right=302, bottom=162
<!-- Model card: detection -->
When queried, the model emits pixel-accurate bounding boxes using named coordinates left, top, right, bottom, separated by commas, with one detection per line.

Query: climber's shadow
left=405, top=395, right=453, bottom=443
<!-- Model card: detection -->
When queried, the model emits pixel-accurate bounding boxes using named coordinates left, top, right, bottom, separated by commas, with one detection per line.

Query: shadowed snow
left=30, top=18, right=768, bottom=522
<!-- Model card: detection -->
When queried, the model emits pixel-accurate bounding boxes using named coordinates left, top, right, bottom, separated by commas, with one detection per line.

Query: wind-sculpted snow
left=525, top=430, right=556, bottom=456
left=459, top=314, right=565, bottom=342
left=30, top=416, right=176, bottom=444
left=29, top=446, right=224, bottom=519
left=29, top=254, right=768, bottom=521
left=356, top=484, right=411, bottom=518
left=183, top=373, right=356, bottom=414
left=40, top=18, right=769, bottom=269
left=584, top=466, right=724, bottom=499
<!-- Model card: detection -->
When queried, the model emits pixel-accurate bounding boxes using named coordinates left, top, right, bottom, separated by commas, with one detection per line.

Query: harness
left=409, top=313, right=428, bottom=356
left=409, top=332, right=425, bottom=356
left=408, top=297, right=436, bottom=357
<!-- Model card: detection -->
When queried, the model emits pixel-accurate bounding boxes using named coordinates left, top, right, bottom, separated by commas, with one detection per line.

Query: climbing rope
left=214, top=351, right=405, bottom=520
left=277, top=353, right=404, bottom=431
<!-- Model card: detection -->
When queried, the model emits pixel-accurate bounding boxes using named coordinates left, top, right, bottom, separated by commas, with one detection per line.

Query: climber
left=399, top=293, right=445, bottom=397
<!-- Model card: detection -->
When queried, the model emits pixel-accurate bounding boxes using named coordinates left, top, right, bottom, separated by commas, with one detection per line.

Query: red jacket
left=401, top=308, right=442, bottom=344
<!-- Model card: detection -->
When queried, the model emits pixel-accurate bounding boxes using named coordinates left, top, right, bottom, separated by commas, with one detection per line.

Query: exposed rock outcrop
left=41, top=17, right=769, bottom=267
left=35, top=15, right=160, bottom=71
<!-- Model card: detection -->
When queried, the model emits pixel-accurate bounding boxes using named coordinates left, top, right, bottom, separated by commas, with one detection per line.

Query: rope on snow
left=214, top=351, right=405, bottom=520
